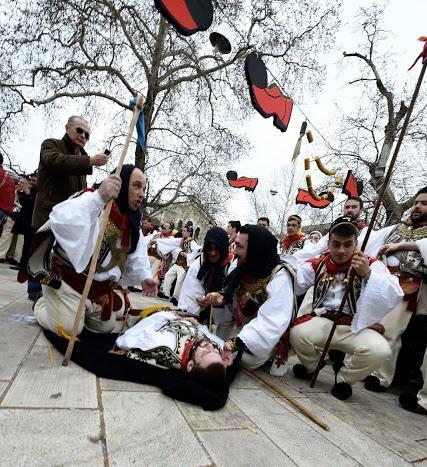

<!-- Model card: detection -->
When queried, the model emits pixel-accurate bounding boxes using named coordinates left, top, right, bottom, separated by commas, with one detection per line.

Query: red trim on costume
left=292, top=314, right=313, bottom=326
left=222, top=250, right=234, bottom=267
left=180, top=337, right=203, bottom=373
left=281, top=233, right=304, bottom=250
left=109, top=201, right=131, bottom=248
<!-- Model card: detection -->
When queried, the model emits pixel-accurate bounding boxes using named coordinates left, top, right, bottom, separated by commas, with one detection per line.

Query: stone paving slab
left=250, top=368, right=307, bottom=398
left=275, top=396, right=410, bottom=466
left=100, top=378, right=161, bottom=392
left=0, top=408, right=103, bottom=467
left=0, top=380, right=8, bottom=398
left=198, top=429, right=296, bottom=466
left=102, top=391, right=210, bottom=467
left=310, top=392, right=427, bottom=463
left=230, top=388, right=357, bottom=467
left=177, top=398, right=255, bottom=431
left=2, top=345, right=98, bottom=409
left=0, top=320, right=39, bottom=380
left=1, top=261, right=427, bottom=466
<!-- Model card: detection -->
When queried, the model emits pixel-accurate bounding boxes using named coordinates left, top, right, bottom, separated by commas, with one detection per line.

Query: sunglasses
left=75, top=127, right=90, bottom=140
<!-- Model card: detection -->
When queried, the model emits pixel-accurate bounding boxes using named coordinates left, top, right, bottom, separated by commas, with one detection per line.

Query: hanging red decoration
left=226, top=170, right=258, bottom=192
left=154, top=0, right=213, bottom=36
left=244, top=52, right=293, bottom=132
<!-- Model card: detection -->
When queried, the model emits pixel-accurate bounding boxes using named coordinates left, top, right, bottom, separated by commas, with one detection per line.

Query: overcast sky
left=6, top=0, right=427, bottom=227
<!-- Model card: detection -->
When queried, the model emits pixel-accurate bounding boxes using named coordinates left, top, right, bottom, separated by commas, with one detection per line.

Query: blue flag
left=129, top=98, right=145, bottom=152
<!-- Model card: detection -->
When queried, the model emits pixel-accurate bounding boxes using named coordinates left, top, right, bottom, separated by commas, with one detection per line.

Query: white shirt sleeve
left=177, top=259, right=205, bottom=315
left=362, top=225, right=396, bottom=257
left=351, top=260, right=404, bottom=332
left=238, top=269, right=294, bottom=358
left=156, top=237, right=181, bottom=256
left=50, top=190, right=106, bottom=273
left=186, top=241, right=201, bottom=266
left=119, top=232, right=152, bottom=286
left=295, top=261, right=316, bottom=296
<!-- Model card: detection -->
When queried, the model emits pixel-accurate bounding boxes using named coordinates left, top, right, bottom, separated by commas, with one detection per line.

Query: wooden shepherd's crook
left=310, top=56, right=427, bottom=388
left=243, top=368, right=329, bottom=431
left=62, top=94, right=145, bottom=366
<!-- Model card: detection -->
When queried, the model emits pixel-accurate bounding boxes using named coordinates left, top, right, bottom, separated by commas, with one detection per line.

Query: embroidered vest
left=383, top=224, right=427, bottom=280
left=28, top=191, right=131, bottom=287
left=235, top=262, right=297, bottom=327
left=126, top=319, right=207, bottom=370
left=312, top=259, right=361, bottom=316
left=281, top=237, right=305, bottom=255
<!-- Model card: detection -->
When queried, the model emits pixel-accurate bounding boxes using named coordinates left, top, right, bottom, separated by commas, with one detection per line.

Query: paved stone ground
left=1, top=261, right=426, bottom=466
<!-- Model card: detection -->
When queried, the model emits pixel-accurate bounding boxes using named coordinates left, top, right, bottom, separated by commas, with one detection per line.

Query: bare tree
left=0, top=0, right=340, bottom=217
left=327, top=4, right=427, bottom=225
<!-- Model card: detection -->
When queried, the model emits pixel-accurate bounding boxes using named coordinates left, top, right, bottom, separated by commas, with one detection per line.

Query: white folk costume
left=290, top=253, right=403, bottom=386
left=116, top=311, right=224, bottom=370
left=178, top=227, right=234, bottom=330
left=147, top=231, right=175, bottom=279
left=162, top=237, right=199, bottom=300
left=363, top=221, right=427, bottom=389
left=222, top=225, right=296, bottom=370
left=30, top=165, right=152, bottom=336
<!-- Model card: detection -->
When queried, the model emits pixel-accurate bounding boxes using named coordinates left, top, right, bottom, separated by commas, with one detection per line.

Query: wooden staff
left=243, top=367, right=329, bottom=431
left=62, top=95, right=145, bottom=366
left=310, top=57, right=427, bottom=388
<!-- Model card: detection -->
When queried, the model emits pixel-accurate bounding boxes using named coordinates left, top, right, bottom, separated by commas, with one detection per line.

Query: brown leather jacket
left=32, top=134, right=92, bottom=229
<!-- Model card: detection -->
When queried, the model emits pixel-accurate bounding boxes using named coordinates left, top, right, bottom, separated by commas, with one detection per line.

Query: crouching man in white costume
left=199, top=225, right=296, bottom=370
left=290, top=217, right=403, bottom=400
left=31, top=165, right=157, bottom=336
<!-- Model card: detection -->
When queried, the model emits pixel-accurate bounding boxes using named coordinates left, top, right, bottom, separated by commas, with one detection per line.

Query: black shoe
left=293, top=364, right=314, bottom=381
left=170, top=297, right=178, bottom=306
left=399, top=393, right=427, bottom=415
left=364, top=375, right=388, bottom=393
left=9, top=266, right=19, bottom=271
left=127, top=286, right=142, bottom=293
left=331, top=382, right=352, bottom=400
left=157, top=291, right=169, bottom=299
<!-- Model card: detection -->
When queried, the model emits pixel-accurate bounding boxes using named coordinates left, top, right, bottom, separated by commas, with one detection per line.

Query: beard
left=410, top=211, right=427, bottom=226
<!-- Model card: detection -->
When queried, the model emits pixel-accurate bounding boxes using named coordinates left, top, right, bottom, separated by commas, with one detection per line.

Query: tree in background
left=330, top=4, right=427, bottom=225
left=0, top=0, right=340, bottom=219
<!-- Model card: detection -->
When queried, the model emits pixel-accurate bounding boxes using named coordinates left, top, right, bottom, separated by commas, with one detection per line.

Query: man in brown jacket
left=32, top=116, right=108, bottom=229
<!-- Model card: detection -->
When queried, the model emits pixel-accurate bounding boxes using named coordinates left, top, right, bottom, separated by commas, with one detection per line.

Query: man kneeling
left=290, top=217, right=403, bottom=400
left=116, top=311, right=233, bottom=389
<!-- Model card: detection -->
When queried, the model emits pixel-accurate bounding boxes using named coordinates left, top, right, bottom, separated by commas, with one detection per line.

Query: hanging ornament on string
left=226, top=170, right=258, bottom=192
left=154, top=0, right=213, bottom=36
left=295, top=154, right=340, bottom=209
left=244, top=52, right=294, bottom=132
left=292, top=121, right=314, bottom=160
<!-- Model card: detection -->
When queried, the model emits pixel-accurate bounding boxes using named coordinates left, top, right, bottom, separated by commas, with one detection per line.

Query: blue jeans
left=0, top=209, right=6, bottom=224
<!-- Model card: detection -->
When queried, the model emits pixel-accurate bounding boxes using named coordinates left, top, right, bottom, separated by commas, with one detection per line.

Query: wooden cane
left=309, top=57, right=427, bottom=387
left=62, top=95, right=145, bottom=366
left=243, top=367, right=330, bottom=431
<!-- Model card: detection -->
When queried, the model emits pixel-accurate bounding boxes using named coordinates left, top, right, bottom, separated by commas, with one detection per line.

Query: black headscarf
left=197, top=227, right=229, bottom=293
left=223, top=224, right=280, bottom=303
left=112, top=164, right=142, bottom=254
